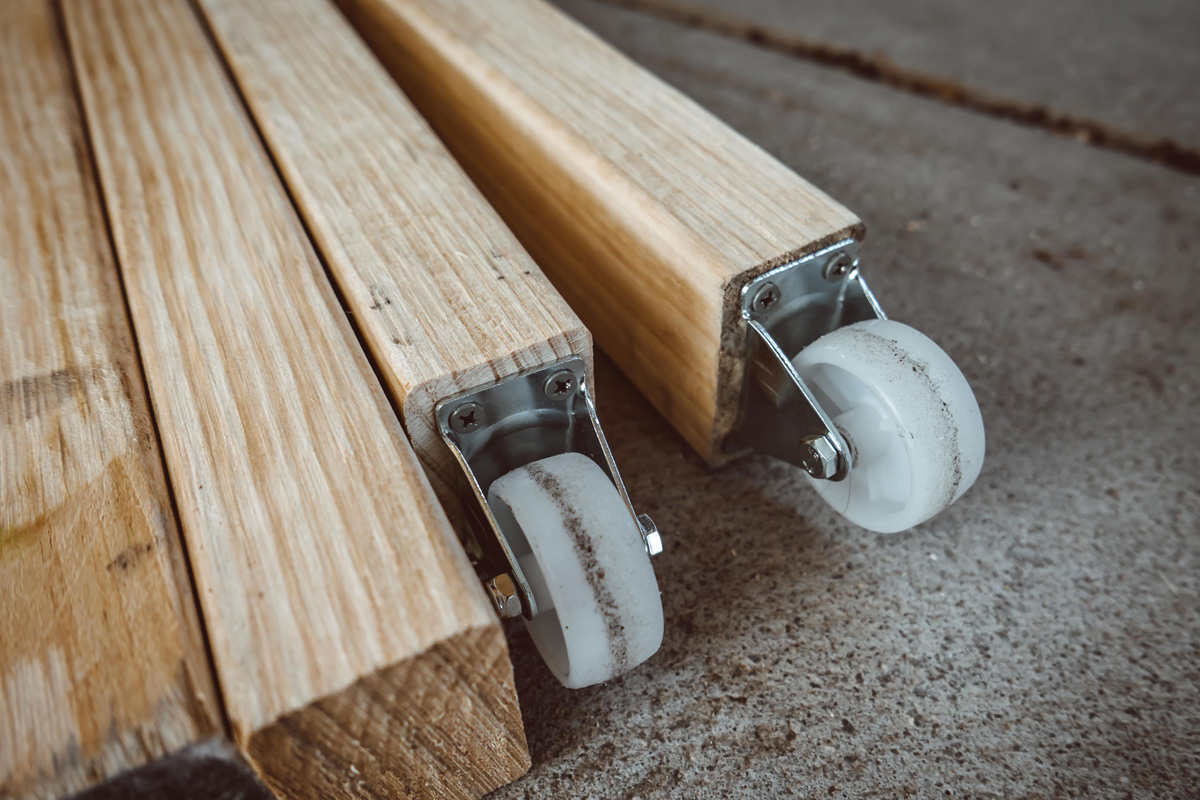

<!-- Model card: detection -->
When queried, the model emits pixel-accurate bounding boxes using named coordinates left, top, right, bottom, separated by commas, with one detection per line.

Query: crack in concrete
left=587, top=0, right=1200, bottom=177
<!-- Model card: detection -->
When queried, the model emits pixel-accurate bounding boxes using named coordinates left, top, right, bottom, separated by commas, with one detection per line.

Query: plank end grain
left=0, top=1, right=222, bottom=797
left=247, top=625, right=528, bottom=800
left=339, top=0, right=862, bottom=464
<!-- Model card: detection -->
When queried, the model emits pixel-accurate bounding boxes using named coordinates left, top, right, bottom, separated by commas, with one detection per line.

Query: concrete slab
left=489, top=1, right=1200, bottom=797
left=593, top=0, right=1200, bottom=156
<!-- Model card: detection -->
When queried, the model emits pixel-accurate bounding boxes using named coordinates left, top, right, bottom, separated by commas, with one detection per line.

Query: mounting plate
left=731, top=239, right=885, bottom=479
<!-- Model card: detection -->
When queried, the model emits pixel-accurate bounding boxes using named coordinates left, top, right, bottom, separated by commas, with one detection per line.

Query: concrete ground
left=489, top=1, right=1200, bottom=797
left=600, top=0, right=1200, bottom=152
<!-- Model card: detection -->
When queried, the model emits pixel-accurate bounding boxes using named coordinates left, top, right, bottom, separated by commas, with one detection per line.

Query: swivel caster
left=437, top=358, right=663, bottom=688
left=489, top=453, right=663, bottom=688
left=792, top=319, right=985, bottom=532
left=735, top=242, right=984, bottom=532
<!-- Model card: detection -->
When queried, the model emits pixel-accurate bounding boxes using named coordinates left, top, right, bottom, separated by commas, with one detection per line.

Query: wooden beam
left=60, top=0, right=527, bottom=797
left=194, top=0, right=589, bottom=502
left=0, top=1, right=222, bottom=797
left=338, top=0, right=863, bottom=465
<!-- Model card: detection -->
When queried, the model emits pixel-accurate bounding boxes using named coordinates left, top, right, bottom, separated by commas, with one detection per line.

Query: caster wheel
left=792, top=319, right=985, bottom=533
left=487, top=452, right=663, bottom=688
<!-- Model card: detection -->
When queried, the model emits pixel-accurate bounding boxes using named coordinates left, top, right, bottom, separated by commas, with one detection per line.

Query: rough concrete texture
left=595, top=0, right=1200, bottom=153
left=489, top=1, right=1200, bottom=797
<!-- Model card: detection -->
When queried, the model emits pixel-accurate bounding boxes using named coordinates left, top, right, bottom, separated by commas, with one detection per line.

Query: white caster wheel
left=792, top=319, right=985, bottom=533
left=487, top=452, right=663, bottom=688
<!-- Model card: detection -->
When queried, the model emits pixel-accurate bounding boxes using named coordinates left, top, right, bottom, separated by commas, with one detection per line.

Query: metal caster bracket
left=436, top=356, right=658, bottom=621
left=731, top=239, right=886, bottom=480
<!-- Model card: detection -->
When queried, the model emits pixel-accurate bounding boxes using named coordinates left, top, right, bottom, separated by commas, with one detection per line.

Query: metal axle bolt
left=486, top=574, right=521, bottom=619
left=799, top=435, right=839, bottom=479
left=544, top=369, right=578, bottom=401
left=637, top=513, right=663, bottom=557
left=751, top=282, right=781, bottom=313
left=449, top=401, right=484, bottom=434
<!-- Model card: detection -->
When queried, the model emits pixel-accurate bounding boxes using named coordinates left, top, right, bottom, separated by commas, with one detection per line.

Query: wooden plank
left=0, top=1, right=224, bottom=797
left=593, top=0, right=1200, bottom=154
left=59, top=1, right=527, bottom=798
left=338, top=0, right=861, bottom=466
left=483, top=2, right=1200, bottom=797
left=195, top=0, right=589, bottom=500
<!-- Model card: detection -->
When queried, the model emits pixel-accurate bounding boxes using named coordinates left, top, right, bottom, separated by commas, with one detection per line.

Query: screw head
left=823, top=252, right=852, bottom=281
left=544, top=369, right=577, bottom=401
left=449, top=401, right=484, bottom=434
left=751, top=282, right=781, bottom=313
left=637, top=513, right=663, bottom=557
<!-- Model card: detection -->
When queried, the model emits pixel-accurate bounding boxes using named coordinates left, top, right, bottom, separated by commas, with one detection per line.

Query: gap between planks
left=53, top=0, right=237, bottom=742
left=183, top=0, right=425, bottom=456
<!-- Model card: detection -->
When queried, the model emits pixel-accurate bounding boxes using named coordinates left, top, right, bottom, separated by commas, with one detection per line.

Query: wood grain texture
left=338, top=0, right=862, bottom=464
left=0, top=2, right=223, bottom=797
left=195, top=0, right=589, bottom=500
left=60, top=0, right=527, bottom=797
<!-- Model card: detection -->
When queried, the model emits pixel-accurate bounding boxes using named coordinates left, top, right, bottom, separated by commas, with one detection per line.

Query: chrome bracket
left=436, top=356, right=651, bottom=621
left=731, top=239, right=886, bottom=480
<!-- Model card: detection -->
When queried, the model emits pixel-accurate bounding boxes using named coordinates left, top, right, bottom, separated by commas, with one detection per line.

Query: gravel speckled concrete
left=490, top=2, right=1200, bottom=797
